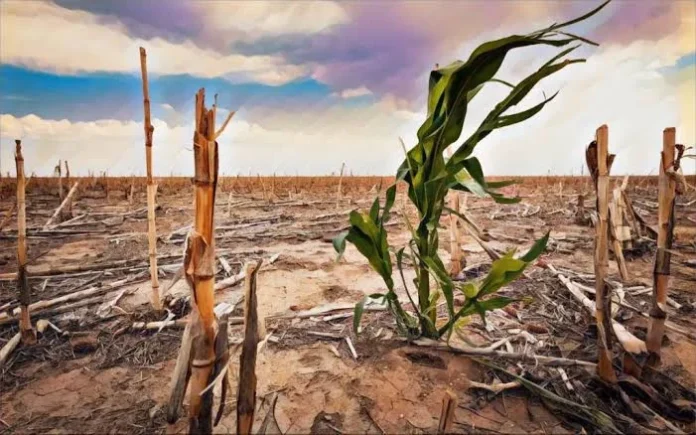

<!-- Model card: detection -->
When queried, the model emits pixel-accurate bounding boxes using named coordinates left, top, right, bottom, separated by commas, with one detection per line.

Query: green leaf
left=486, top=179, right=518, bottom=189
left=495, top=91, right=559, bottom=128
left=349, top=211, right=380, bottom=244
left=478, top=256, right=528, bottom=297
left=520, top=231, right=550, bottom=262
left=382, top=184, right=397, bottom=224
left=369, top=197, right=380, bottom=223
left=546, top=0, right=611, bottom=32
left=332, top=231, right=349, bottom=260
left=354, top=298, right=366, bottom=334
left=450, top=158, right=520, bottom=204
left=477, top=296, right=517, bottom=312
left=460, top=282, right=479, bottom=299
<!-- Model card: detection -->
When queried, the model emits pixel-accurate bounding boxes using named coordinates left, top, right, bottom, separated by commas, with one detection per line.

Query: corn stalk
left=335, top=1, right=610, bottom=339
left=586, top=126, right=618, bottom=383
left=185, top=88, right=221, bottom=434
left=646, top=128, right=680, bottom=367
left=164, top=88, right=236, bottom=434
left=14, top=140, right=35, bottom=343
left=446, top=150, right=463, bottom=277
left=139, top=47, right=161, bottom=310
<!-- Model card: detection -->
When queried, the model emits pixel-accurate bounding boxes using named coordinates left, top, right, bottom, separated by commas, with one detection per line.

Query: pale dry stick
left=15, top=140, right=35, bottom=343
left=166, top=323, right=193, bottom=424
left=646, top=128, right=678, bottom=368
left=547, top=263, right=646, bottom=355
left=336, top=162, right=345, bottom=207
left=0, top=203, right=16, bottom=231
left=53, top=213, right=87, bottom=229
left=139, top=46, right=161, bottom=310
left=128, top=177, right=135, bottom=207
left=134, top=317, right=244, bottom=331
left=462, top=378, right=521, bottom=394
left=413, top=339, right=597, bottom=368
left=63, top=160, right=73, bottom=219
left=0, top=278, right=132, bottom=326
left=43, top=182, right=79, bottom=230
left=227, top=192, right=233, bottom=218
left=215, top=253, right=279, bottom=291
left=345, top=336, right=358, bottom=359
left=587, top=126, right=617, bottom=383
left=214, top=110, right=236, bottom=139
left=437, top=390, right=457, bottom=434
left=0, top=332, right=21, bottom=368
left=56, top=159, right=63, bottom=201
left=237, top=259, right=263, bottom=435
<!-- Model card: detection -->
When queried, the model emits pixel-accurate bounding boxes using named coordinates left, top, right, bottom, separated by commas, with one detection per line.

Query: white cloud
left=467, top=42, right=695, bottom=176
left=0, top=107, right=421, bottom=177
left=195, top=1, right=349, bottom=41
left=334, top=87, right=373, bottom=99
left=0, top=2, right=306, bottom=85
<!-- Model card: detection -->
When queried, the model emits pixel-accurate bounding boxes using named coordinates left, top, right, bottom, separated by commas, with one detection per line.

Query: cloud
left=334, top=87, right=373, bottom=99
left=194, top=1, right=348, bottom=42
left=0, top=2, right=307, bottom=85
left=469, top=42, right=695, bottom=177
left=0, top=106, right=422, bottom=177
left=54, top=0, right=349, bottom=51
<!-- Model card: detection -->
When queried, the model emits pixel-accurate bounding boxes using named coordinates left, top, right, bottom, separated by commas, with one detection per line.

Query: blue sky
left=1, top=0, right=694, bottom=176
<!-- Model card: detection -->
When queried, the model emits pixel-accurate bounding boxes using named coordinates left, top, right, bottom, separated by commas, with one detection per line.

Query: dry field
left=0, top=175, right=695, bottom=434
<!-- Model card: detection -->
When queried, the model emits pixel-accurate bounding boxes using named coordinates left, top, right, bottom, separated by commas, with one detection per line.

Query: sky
left=0, top=0, right=694, bottom=177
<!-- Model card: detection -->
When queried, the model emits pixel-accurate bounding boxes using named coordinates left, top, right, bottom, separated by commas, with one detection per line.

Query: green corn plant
left=334, top=1, right=611, bottom=339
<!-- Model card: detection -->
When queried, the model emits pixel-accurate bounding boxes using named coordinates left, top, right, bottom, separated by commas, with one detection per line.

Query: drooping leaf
left=332, top=230, right=349, bottom=260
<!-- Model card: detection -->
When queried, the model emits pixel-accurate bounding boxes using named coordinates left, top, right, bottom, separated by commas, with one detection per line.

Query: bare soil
left=0, top=178, right=694, bottom=434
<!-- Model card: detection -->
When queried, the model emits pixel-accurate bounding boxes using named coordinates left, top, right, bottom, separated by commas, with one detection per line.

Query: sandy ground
left=0, top=178, right=694, bottom=434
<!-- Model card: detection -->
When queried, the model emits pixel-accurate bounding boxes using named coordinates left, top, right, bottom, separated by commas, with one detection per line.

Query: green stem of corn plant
left=335, top=0, right=611, bottom=340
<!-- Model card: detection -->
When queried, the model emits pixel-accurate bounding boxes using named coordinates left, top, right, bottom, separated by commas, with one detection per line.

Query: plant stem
left=646, top=128, right=677, bottom=367
left=139, top=47, right=161, bottom=311
left=416, top=227, right=437, bottom=337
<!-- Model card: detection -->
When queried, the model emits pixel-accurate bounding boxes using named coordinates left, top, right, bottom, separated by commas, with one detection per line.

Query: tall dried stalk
left=63, top=160, right=73, bottom=219
left=336, top=162, right=345, bottom=206
left=186, top=88, right=222, bottom=434
left=56, top=159, right=63, bottom=201
left=14, top=140, right=35, bottom=343
left=44, top=182, right=79, bottom=230
left=646, top=128, right=678, bottom=367
left=139, top=47, right=161, bottom=310
left=586, top=125, right=617, bottom=383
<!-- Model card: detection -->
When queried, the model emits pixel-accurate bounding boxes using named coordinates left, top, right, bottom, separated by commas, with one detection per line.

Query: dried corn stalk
left=185, top=88, right=222, bottom=434
left=585, top=126, right=617, bottom=383
left=166, top=89, right=235, bottom=434
left=15, top=140, right=35, bottom=343
left=139, top=47, right=161, bottom=310
left=646, top=128, right=680, bottom=367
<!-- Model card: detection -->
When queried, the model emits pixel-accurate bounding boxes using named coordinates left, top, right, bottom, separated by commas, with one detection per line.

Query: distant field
left=2, top=174, right=694, bottom=199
